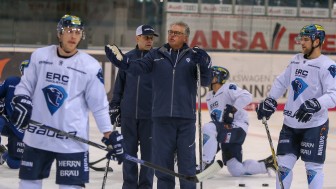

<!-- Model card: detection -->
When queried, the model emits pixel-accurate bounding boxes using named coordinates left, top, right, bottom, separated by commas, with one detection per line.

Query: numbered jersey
left=206, top=83, right=252, bottom=132
left=15, top=45, right=112, bottom=153
left=269, top=53, right=336, bottom=128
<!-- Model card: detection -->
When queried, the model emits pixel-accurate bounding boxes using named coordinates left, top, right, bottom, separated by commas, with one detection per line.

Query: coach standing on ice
left=105, top=21, right=212, bottom=189
left=109, top=24, right=159, bottom=189
left=256, top=24, right=336, bottom=189
left=10, top=14, right=124, bottom=189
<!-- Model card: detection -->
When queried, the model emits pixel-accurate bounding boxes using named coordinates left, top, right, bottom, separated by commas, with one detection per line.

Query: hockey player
left=0, top=60, right=29, bottom=169
left=105, top=21, right=212, bottom=189
left=109, top=24, right=158, bottom=189
left=198, top=66, right=275, bottom=176
left=10, top=14, right=124, bottom=189
left=256, top=24, right=336, bottom=189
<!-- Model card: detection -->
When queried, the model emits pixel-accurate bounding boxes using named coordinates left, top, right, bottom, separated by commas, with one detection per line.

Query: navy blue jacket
left=0, top=76, right=21, bottom=117
left=110, top=45, right=152, bottom=119
left=123, top=43, right=212, bottom=119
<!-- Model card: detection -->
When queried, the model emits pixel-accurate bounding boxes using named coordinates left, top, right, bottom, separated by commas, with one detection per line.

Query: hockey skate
left=196, top=160, right=214, bottom=174
left=259, top=155, right=276, bottom=172
left=0, top=144, right=7, bottom=165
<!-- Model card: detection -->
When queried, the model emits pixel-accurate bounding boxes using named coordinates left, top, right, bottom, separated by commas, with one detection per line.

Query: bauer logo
left=42, top=85, right=68, bottom=115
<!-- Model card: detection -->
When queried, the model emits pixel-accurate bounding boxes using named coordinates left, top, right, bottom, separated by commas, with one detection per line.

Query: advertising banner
left=166, top=13, right=336, bottom=53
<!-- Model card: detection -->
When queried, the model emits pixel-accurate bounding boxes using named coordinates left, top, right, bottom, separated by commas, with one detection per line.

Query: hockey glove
left=109, top=105, right=121, bottom=127
left=222, top=104, right=237, bottom=125
left=295, top=98, right=321, bottom=123
left=0, top=98, right=4, bottom=115
left=102, top=131, right=125, bottom=164
left=256, top=97, right=277, bottom=120
left=105, top=44, right=129, bottom=70
left=10, top=95, right=33, bottom=129
left=192, top=46, right=211, bottom=69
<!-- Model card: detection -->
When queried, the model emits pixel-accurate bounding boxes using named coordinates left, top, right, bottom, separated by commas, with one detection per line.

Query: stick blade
left=89, top=165, right=113, bottom=172
left=195, top=160, right=223, bottom=182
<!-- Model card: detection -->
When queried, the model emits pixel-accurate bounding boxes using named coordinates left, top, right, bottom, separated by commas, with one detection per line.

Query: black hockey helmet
left=211, top=66, right=230, bottom=84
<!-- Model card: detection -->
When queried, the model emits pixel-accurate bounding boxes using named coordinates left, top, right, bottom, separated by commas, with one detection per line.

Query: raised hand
left=105, top=44, right=129, bottom=69
left=192, top=46, right=211, bottom=69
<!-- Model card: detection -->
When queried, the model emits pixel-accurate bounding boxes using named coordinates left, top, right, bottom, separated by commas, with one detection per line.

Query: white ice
left=1, top=111, right=336, bottom=189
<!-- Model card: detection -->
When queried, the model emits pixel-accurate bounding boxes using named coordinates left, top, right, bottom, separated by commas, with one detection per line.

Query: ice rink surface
left=1, top=111, right=336, bottom=189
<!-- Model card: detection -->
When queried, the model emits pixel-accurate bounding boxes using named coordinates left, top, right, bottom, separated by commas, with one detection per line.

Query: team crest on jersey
left=328, top=65, right=336, bottom=78
left=42, top=85, right=68, bottom=115
left=291, top=78, right=307, bottom=101
left=97, top=69, right=104, bottom=84
left=211, top=109, right=222, bottom=122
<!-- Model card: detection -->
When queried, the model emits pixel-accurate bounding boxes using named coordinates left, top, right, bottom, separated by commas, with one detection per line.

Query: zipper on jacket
left=136, top=51, right=144, bottom=119
left=136, top=76, right=140, bottom=119
left=170, top=49, right=179, bottom=116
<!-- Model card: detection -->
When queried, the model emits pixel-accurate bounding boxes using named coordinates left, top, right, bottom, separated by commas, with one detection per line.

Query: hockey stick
left=89, top=156, right=106, bottom=165
left=88, top=157, right=113, bottom=172
left=102, top=123, right=117, bottom=189
left=262, top=117, right=284, bottom=189
left=29, top=120, right=223, bottom=183
left=90, top=165, right=113, bottom=172
left=196, top=63, right=203, bottom=189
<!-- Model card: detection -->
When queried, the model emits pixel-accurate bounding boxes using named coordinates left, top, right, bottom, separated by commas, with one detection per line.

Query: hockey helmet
left=211, top=66, right=230, bottom=84
left=20, top=59, right=29, bottom=75
left=298, top=24, right=325, bottom=46
left=57, top=14, right=85, bottom=40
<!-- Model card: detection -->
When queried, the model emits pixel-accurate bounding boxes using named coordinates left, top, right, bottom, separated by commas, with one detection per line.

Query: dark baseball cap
left=136, top=24, right=159, bottom=37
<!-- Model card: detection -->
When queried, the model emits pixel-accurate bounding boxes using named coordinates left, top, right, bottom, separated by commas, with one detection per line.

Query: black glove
left=295, top=98, right=321, bottom=123
left=105, top=44, right=129, bottom=70
left=102, top=131, right=125, bottom=164
left=222, top=104, right=237, bottom=125
left=256, top=97, right=277, bottom=120
left=109, top=105, right=121, bottom=127
left=192, top=46, right=211, bottom=69
left=10, top=95, right=33, bottom=129
left=0, top=98, right=4, bottom=115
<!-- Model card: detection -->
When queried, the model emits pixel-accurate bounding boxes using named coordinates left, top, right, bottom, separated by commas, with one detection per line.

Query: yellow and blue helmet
left=299, top=24, right=325, bottom=46
left=20, top=59, right=29, bottom=75
left=211, top=66, right=230, bottom=84
left=57, top=14, right=85, bottom=39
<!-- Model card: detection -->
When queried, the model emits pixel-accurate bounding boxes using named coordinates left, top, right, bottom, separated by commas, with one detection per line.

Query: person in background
left=198, top=66, right=275, bottom=176
left=109, top=24, right=158, bottom=189
left=256, top=24, right=336, bottom=189
left=10, top=14, right=124, bottom=189
left=105, top=21, right=212, bottom=189
left=0, top=60, right=28, bottom=169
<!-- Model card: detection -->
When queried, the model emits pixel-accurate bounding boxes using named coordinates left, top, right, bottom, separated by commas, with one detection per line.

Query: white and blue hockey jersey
left=269, top=53, right=336, bottom=129
left=15, top=45, right=112, bottom=153
left=206, top=83, right=252, bottom=133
